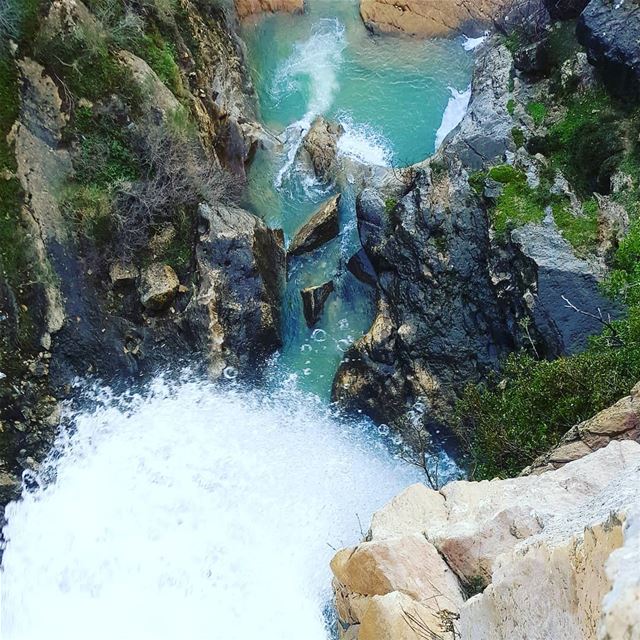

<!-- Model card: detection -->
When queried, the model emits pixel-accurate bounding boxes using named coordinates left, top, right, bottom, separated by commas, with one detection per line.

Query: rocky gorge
left=1, top=0, right=640, bottom=637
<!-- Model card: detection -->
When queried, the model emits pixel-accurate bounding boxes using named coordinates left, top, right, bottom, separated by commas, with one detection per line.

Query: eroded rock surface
left=359, top=0, right=514, bottom=37
left=234, top=0, right=304, bottom=19
left=578, top=0, right=640, bottom=99
left=331, top=441, right=640, bottom=640
left=297, top=117, right=345, bottom=183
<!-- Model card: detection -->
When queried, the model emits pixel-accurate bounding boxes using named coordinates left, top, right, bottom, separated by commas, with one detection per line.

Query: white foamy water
left=434, top=85, right=471, bottom=150
left=1, top=376, right=421, bottom=640
left=336, top=114, right=392, bottom=167
left=273, top=18, right=346, bottom=187
left=462, top=34, right=487, bottom=51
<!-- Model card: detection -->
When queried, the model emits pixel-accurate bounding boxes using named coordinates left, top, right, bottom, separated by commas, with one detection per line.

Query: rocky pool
left=240, top=0, right=474, bottom=396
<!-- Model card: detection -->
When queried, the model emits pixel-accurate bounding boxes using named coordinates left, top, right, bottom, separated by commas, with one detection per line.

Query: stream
left=1, top=2, right=475, bottom=638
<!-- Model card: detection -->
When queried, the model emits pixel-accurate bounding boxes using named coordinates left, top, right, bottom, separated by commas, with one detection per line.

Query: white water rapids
left=0, top=375, right=421, bottom=640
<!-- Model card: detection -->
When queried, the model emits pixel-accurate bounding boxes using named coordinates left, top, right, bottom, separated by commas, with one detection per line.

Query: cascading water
left=1, top=1, right=476, bottom=636
left=1, top=376, right=421, bottom=639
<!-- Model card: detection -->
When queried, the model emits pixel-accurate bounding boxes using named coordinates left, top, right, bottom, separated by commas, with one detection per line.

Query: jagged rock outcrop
left=0, top=0, right=284, bottom=524
left=288, top=195, right=341, bottom=257
left=359, top=0, right=516, bottom=37
left=331, top=440, right=640, bottom=640
left=297, top=117, right=345, bottom=183
left=544, top=0, right=589, bottom=19
left=523, top=382, right=640, bottom=474
left=301, top=281, right=334, bottom=327
left=234, top=0, right=304, bottom=20
left=577, top=0, right=640, bottom=99
left=333, top=44, right=526, bottom=428
left=332, top=34, right=620, bottom=434
left=187, top=203, right=285, bottom=378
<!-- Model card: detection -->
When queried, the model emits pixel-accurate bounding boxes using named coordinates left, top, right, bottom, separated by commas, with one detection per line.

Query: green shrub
left=507, top=98, right=516, bottom=115
left=71, top=107, right=139, bottom=187
left=552, top=198, right=599, bottom=256
left=60, top=184, right=113, bottom=247
left=488, top=165, right=546, bottom=234
left=384, top=197, right=398, bottom=215
left=511, top=126, right=525, bottom=148
left=526, top=101, right=547, bottom=126
left=542, top=90, right=624, bottom=196
left=456, top=332, right=640, bottom=479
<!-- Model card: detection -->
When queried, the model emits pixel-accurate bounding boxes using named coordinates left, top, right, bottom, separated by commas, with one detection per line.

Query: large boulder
left=577, top=0, right=640, bottom=99
left=186, top=203, right=285, bottom=378
left=288, top=195, right=341, bottom=257
left=139, top=264, right=180, bottom=311
left=297, top=117, right=344, bottom=184
left=359, top=0, right=514, bottom=37
left=331, top=441, right=640, bottom=640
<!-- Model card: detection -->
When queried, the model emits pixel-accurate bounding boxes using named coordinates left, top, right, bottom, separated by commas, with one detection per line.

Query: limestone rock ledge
left=359, top=0, right=513, bottom=37
left=234, top=0, right=304, bottom=20
left=330, top=441, right=640, bottom=640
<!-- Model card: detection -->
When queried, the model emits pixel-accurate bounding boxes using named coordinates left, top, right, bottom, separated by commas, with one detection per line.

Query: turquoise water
left=240, top=0, right=474, bottom=397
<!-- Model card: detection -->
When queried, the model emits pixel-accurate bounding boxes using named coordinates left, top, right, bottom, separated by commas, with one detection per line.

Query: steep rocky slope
left=0, top=0, right=284, bottom=522
left=331, top=440, right=640, bottom=640
left=333, top=3, right=638, bottom=448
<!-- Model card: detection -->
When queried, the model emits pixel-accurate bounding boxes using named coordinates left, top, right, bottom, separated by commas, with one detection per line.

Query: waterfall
left=1, top=375, right=420, bottom=640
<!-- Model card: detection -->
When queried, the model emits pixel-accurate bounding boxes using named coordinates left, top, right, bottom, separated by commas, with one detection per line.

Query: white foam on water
left=272, top=19, right=347, bottom=189
left=434, top=85, right=471, bottom=150
left=1, top=375, right=421, bottom=640
left=462, top=34, right=487, bottom=51
left=336, top=114, right=393, bottom=168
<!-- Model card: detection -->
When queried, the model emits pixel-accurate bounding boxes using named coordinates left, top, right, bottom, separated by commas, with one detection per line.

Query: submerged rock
left=139, top=264, right=180, bottom=311
left=297, top=117, right=345, bottom=184
left=331, top=440, right=640, bottom=640
left=578, top=0, right=640, bottom=99
left=288, top=195, right=341, bottom=257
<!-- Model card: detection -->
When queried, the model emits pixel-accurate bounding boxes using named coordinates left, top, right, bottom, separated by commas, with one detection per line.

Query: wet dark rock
left=577, top=0, right=640, bottom=99
left=288, top=195, right=341, bottom=257
left=544, top=0, right=589, bottom=19
left=301, top=281, right=335, bottom=327
left=298, top=117, right=345, bottom=183
left=185, top=203, right=285, bottom=377
left=347, top=249, right=377, bottom=287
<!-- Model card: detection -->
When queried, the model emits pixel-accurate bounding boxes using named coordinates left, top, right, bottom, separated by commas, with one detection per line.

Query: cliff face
left=0, top=0, right=284, bottom=520
left=332, top=7, right=633, bottom=439
left=331, top=440, right=640, bottom=640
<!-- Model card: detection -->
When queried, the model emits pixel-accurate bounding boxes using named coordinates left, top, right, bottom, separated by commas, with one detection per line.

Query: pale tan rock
left=458, top=464, right=640, bottom=640
left=524, top=385, right=640, bottom=474
left=369, top=441, right=640, bottom=584
left=332, top=534, right=463, bottom=605
left=359, top=591, right=457, bottom=640
left=234, top=0, right=304, bottom=20
left=359, top=0, right=512, bottom=37
left=333, top=442, right=640, bottom=640
left=139, top=263, right=180, bottom=311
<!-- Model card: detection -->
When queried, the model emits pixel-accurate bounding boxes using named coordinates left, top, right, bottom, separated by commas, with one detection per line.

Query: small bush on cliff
left=457, top=214, right=640, bottom=478
left=488, top=165, right=546, bottom=234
